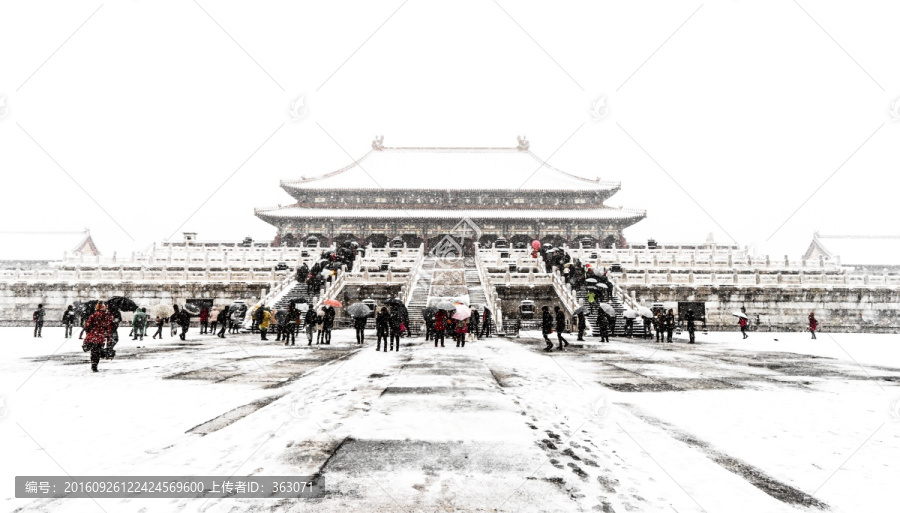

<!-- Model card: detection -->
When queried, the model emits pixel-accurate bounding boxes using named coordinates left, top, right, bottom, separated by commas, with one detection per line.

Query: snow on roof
left=256, top=207, right=646, bottom=221
left=0, top=230, right=100, bottom=261
left=810, top=235, right=900, bottom=266
left=281, top=147, right=620, bottom=191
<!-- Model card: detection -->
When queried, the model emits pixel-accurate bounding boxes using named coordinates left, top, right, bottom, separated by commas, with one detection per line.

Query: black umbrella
left=77, top=300, right=100, bottom=317
left=422, top=306, right=438, bottom=320
left=386, top=298, right=403, bottom=306
left=347, top=303, right=372, bottom=318
left=108, top=296, right=138, bottom=312
left=183, top=303, right=201, bottom=316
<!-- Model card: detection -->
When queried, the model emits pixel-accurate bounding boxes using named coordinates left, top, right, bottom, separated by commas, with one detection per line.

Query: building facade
left=256, top=138, right=646, bottom=252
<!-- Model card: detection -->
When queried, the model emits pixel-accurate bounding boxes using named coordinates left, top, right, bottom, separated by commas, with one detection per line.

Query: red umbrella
left=532, top=240, right=542, bottom=250
left=323, top=299, right=342, bottom=307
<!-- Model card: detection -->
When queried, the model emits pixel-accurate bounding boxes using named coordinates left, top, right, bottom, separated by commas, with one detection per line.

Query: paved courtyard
left=2, top=327, right=898, bottom=512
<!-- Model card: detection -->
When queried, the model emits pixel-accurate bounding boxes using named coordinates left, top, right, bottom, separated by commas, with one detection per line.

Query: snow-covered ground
left=1, top=326, right=897, bottom=512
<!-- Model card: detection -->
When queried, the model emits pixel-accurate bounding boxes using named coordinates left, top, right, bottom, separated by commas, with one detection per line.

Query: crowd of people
left=422, top=306, right=492, bottom=349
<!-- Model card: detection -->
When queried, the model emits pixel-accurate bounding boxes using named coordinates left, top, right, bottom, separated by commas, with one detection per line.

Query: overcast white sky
left=2, top=0, right=898, bottom=258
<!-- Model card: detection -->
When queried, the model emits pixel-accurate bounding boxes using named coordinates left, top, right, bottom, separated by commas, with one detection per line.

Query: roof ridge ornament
left=372, top=135, right=384, bottom=151
left=516, top=135, right=530, bottom=151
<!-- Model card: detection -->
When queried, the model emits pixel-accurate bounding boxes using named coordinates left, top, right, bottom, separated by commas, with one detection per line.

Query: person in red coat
left=199, top=307, right=209, bottom=334
left=82, top=302, right=112, bottom=372
left=739, top=316, right=749, bottom=339
left=808, top=312, right=818, bottom=340
left=433, top=310, right=446, bottom=348
left=455, top=315, right=468, bottom=348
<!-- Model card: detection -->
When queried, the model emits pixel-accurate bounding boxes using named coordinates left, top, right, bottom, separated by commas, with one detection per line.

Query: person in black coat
left=33, top=304, right=45, bottom=338
left=480, top=307, right=492, bottom=338
left=685, top=310, right=696, bottom=344
left=297, top=263, right=309, bottom=283
left=576, top=311, right=586, bottom=341
left=541, top=306, right=554, bottom=351
left=554, top=306, right=568, bottom=350
left=62, top=305, right=76, bottom=339
left=596, top=311, right=610, bottom=343
left=285, top=305, right=300, bottom=346
left=323, top=306, right=335, bottom=344
left=216, top=307, right=229, bottom=338
left=469, top=307, right=480, bottom=340
left=354, top=315, right=367, bottom=345
left=388, top=307, right=402, bottom=351
left=305, top=307, right=318, bottom=345
left=665, top=309, right=675, bottom=343
left=376, top=307, right=390, bottom=351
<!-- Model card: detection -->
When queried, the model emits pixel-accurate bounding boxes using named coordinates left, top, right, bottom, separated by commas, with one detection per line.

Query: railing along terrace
left=562, top=245, right=843, bottom=273
left=473, top=243, right=503, bottom=330
left=611, top=270, right=900, bottom=288
left=0, top=267, right=292, bottom=284
left=57, top=243, right=335, bottom=268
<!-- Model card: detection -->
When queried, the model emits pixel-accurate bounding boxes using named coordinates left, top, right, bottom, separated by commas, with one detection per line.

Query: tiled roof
left=281, top=147, right=620, bottom=191
left=256, top=207, right=646, bottom=222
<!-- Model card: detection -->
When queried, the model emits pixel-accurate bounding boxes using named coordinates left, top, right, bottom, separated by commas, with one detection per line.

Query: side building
left=255, top=138, right=646, bottom=253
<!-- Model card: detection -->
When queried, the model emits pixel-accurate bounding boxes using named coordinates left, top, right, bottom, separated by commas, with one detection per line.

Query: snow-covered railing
left=398, top=244, right=426, bottom=307
left=611, top=270, right=900, bottom=288
left=549, top=268, right=581, bottom=316
left=59, top=243, right=333, bottom=268
left=0, top=267, right=291, bottom=285
left=562, top=245, right=844, bottom=273
left=344, top=271, right=411, bottom=285
left=313, top=268, right=348, bottom=310
left=473, top=243, right=502, bottom=330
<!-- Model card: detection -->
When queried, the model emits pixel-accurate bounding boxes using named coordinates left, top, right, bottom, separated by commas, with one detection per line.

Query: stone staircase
left=405, top=257, right=437, bottom=329
left=588, top=289, right=649, bottom=338
left=464, top=266, right=487, bottom=310
left=273, top=282, right=319, bottom=311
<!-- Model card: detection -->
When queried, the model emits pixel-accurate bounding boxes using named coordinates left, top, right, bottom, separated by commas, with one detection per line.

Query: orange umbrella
left=323, top=299, right=342, bottom=307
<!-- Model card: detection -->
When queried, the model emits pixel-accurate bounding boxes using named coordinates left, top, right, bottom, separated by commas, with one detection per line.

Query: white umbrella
left=732, top=311, right=749, bottom=319
left=622, top=309, right=639, bottom=319
left=596, top=303, right=615, bottom=316
left=153, top=304, right=174, bottom=318
left=637, top=306, right=654, bottom=318
left=435, top=300, right=456, bottom=310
